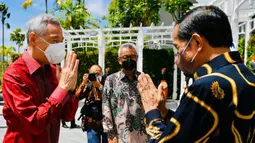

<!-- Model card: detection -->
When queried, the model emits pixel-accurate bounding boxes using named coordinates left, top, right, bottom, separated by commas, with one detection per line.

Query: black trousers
left=62, top=118, right=76, bottom=126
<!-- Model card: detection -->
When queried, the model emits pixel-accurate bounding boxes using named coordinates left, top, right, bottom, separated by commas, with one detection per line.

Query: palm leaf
left=6, top=13, right=10, bottom=18
left=5, top=23, right=10, bottom=29
left=56, top=0, right=63, bottom=7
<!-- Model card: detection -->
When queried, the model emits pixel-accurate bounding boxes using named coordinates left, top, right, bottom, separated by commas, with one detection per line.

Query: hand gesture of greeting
left=137, top=72, right=166, bottom=114
left=58, top=51, right=79, bottom=91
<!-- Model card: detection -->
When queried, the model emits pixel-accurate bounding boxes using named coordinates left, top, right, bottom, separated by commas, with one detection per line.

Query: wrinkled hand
left=137, top=72, right=166, bottom=113
left=108, top=137, right=118, bottom=143
left=158, top=83, right=168, bottom=118
left=58, top=51, right=79, bottom=91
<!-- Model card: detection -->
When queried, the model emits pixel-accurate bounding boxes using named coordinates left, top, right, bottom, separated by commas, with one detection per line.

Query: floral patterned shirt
left=102, top=70, right=148, bottom=143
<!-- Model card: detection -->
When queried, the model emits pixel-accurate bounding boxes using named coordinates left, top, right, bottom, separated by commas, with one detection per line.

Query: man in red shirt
left=2, top=14, right=79, bottom=143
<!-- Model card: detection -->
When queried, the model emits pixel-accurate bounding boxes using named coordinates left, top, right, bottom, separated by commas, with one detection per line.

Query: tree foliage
left=0, top=3, right=11, bottom=36
left=22, top=0, right=63, bottom=13
left=10, top=28, right=25, bottom=53
left=105, top=0, right=162, bottom=27
left=22, top=0, right=33, bottom=9
left=164, top=0, right=193, bottom=21
left=22, top=0, right=49, bottom=13
left=54, top=0, right=99, bottom=30
left=0, top=46, right=16, bottom=72
left=238, top=33, right=255, bottom=70
left=75, top=47, right=175, bottom=98
left=105, top=0, right=192, bottom=27
left=0, top=46, right=16, bottom=58
left=0, top=2, right=11, bottom=73
left=246, top=35, right=255, bottom=69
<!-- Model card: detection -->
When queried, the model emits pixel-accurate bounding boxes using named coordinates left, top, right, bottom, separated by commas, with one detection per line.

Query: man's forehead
left=120, top=48, right=136, bottom=55
left=49, top=33, right=64, bottom=41
left=90, top=66, right=102, bottom=73
left=49, top=34, right=61, bottom=38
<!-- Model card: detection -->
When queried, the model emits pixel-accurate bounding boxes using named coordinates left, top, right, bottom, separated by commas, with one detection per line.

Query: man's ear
left=29, top=32, right=36, bottom=44
left=192, top=33, right=203, bottom=52
left=118, top=58, right=122, bottom=65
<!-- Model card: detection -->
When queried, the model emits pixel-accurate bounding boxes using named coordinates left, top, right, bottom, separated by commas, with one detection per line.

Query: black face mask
left=122, top=59, right=137, bottom=71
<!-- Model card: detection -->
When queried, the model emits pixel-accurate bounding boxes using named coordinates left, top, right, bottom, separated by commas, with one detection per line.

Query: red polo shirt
left=2, top=51, right=78, bottom=143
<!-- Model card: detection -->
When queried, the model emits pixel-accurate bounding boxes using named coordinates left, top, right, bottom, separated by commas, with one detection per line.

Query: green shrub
left=11, top=53, right=22, bottom=62
left=238, top=34, right=255, bottom=70
left=143, top=48, right=175, bottom=97
left=238, top=37, right=245, bottom=57
left=76, top=47, right=175, bottom=97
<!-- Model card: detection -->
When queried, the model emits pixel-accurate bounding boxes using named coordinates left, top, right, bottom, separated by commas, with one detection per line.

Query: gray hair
left=26, top=14, right=61, bottom=44
left=118, top=43, right=137, bottom=57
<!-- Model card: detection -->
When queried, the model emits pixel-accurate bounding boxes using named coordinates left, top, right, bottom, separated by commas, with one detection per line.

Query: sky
left=0, top=0, right=111, bottom=52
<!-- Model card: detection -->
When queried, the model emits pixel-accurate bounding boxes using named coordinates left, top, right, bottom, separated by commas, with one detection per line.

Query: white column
left=223, top=0, right=229, bottom=14
left=244, top=20, right=250, bottom=65
left=230, top=0, right=239, bottom=51
left=67, top=37, right=72, bottom=52
left=179, top=72, right=185, bottom=101
left=61, top=37, right=72, bottom=68
left=230, top=20, right=239, bottom=51
left=172, top=48, right=178, bottom=99
left=98, top=29, right=105, bottom=73
left=137, top=28, right=144, bottom=72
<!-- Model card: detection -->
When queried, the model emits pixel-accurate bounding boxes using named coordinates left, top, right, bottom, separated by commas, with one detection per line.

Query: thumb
left=158, top=83, right=164, bottom=95
left=158, top=83, right=167, bottom=103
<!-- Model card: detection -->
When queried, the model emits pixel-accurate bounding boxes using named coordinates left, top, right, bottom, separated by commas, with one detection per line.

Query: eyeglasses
left=119, top=55, right=138, bottom=60
left=175, top=36, right=193, bottom=57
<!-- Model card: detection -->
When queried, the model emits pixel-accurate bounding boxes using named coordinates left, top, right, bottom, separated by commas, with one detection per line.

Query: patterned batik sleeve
left=144, top=78, right=220, bottom=143
left=102, top=77, right=118, bottom=139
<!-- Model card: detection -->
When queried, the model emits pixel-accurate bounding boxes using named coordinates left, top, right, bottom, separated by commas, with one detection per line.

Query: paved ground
left=0, top=100, right=178, bottom=143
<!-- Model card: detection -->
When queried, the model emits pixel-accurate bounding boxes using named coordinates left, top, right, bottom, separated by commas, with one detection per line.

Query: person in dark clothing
left=76, top=65, right=108, bottom=143
left=137, top=5, right=255, bottom=143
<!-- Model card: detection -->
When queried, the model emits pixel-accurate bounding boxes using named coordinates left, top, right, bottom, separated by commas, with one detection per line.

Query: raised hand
left=83, top=73, right=89, bottom=81
left=58, top=51, right=79, bottom=91
left=137, top=72, right=165, bottom=113
left=81, top=73, right=89, bottom=92
left=157, top=83, right=168, bottom=118
left=74, top=73, right=88, bottom=99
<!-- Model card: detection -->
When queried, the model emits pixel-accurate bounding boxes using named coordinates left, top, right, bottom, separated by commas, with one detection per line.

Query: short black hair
left=176, top=5, right=233, bottom=48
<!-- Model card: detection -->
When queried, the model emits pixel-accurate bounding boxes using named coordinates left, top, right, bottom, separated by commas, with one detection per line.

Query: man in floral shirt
left=102, top=43, right=148, bottom=143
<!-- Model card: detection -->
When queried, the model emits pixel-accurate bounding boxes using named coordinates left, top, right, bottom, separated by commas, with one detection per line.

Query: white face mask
left=36, top=36, right=66, bottom=64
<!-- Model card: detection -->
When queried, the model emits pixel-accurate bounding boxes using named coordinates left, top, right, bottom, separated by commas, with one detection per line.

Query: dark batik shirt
left=144, top=51, right=255, bottom=143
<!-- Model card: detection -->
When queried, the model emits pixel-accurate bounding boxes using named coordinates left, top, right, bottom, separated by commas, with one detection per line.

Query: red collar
left=22, top=51, right=41, bottom=75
